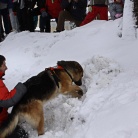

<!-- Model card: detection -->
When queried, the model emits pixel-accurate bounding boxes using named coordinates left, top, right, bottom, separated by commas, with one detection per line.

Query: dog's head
left=57, top=61, right=83, bottom=86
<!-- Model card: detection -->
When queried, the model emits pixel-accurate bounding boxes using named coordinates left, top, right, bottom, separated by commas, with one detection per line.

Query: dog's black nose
left=74, top=80, right=82, bottom=86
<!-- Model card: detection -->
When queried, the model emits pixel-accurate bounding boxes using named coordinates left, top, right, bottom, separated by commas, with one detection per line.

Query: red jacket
left=41, top=0, right=62, bottom=18
left=80, top=5, right=108, bottom=26
left=0, top=71, right=27, bottom=125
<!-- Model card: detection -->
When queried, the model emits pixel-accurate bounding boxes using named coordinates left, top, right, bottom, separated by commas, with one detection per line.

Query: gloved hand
left=23, top=76, right=41, bottom=89
left=41, top=10, right=48, bottom=17
left=115, top=13, right=123, bottom=18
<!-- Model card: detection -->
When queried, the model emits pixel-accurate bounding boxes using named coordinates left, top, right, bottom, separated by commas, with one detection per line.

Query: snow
left=122, top=0, right=136, bottom=39
left=0, top=2, right=138, bottom=137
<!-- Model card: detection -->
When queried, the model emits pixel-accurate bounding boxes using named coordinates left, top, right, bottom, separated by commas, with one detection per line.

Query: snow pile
left=83, top=56, right=122, bottom=90
left=20, top=56, right=121, bottom=138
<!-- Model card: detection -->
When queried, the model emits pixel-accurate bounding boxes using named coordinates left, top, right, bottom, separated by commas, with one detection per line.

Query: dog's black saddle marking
left=45, top=68, right=61, bottom=88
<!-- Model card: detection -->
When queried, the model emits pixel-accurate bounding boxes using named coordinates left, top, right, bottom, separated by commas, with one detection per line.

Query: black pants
left=0, top=8, right=11, bottom=35
left=27, top=7, right=40, bottom=32
left=6, top=125, right=29, bottom=138
left=40, top=14, right=58, bottom=32
left=56, top=10, right=82, bottom=32
left=0, top=16, right=5, bottom=41
left=17, top=7, right=40, bottom=32
left=17, top=8, right=28, bottom=32
left=0, top=16, right=2, bottom=42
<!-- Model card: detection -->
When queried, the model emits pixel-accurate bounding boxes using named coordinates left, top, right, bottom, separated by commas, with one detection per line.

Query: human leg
left=9, top=10, right=16, bottom=31
left=1, top=8, right=11, bottom=34
left=45, top=15, right=51, bottom=32
left=108, top=3, right=116, bottom=20
left=99, top=6, right=108, bottom=20
left=56, top=10, right=81, bottom=31
left=39, top=15, right=45, bottom=32
left=27, top=10, right=35, bottom=32
left=32, top=7, right=40, bottom=31
left=0, top=13, right=6, bottom=40
left=56, top=10, right=74, bottom=32
left=80, top=6, right=99, bottom=26
left=0, top=15, right=2, bottom=42
left=17, top=8, right=28, bottom=31
left=40, top=15, right=51, bottom=32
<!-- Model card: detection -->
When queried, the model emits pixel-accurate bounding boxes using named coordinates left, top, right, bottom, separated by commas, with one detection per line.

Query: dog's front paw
left=78, top=90, right=83, bottom=96
left=76, top=90, right=83, bottom=99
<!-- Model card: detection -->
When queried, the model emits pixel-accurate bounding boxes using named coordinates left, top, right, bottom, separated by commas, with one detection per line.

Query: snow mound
left=21, top=56, right=122, bottom=138
left=82, top=56, right=122, bottom=91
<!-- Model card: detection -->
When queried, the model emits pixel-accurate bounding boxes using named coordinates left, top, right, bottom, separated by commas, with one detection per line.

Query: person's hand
left=23, top=76, right=41, bottom=89
left=41, top=10, right=48, bottom=17
left=115, top=13, right=123, bottom=18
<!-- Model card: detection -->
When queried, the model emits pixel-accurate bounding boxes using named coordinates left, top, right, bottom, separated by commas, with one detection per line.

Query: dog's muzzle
left=74, top=80, right=82, bottom=86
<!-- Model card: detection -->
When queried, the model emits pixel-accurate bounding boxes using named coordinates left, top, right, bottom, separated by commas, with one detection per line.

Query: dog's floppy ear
left=57, top=60, right=67, bottom=68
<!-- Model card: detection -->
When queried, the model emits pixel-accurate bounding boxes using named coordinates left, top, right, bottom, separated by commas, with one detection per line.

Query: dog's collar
left=56, top=65, right=74, bottom=83
left=49, top=65, right=64, bottom=70
left=45, top=65, right=74, bottom=87
left=45, top=66, right=64, bottom=88
left=55, top=65, right=74, bottom=83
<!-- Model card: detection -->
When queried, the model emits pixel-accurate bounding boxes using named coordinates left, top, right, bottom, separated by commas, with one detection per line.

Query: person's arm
left=0, top=81, right=27, bottom=108
left=0, top=75, right=41, bottom=108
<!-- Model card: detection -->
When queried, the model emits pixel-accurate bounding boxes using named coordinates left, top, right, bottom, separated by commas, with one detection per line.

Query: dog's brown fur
left=0, top=61, right=83, bottom=138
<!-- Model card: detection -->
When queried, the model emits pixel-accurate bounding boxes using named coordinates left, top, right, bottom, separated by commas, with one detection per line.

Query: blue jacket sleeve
left=0, top=82, right=27, bottom=108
